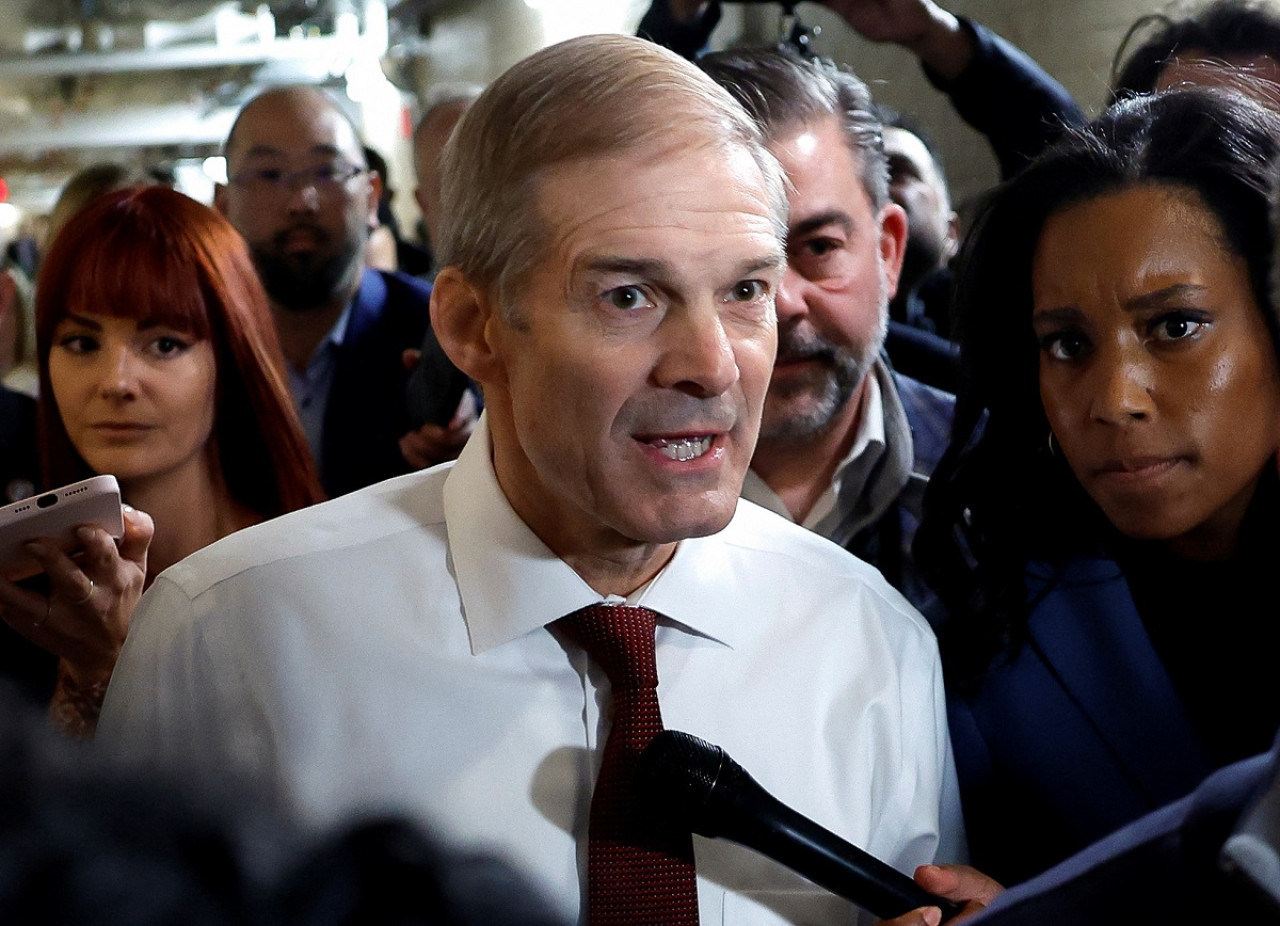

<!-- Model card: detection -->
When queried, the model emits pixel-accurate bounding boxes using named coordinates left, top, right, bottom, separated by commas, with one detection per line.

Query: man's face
left=216, top=92, right=379, bottom=312
left=762, top=116, right=906, bottom=444
left=479, top=138, right=784, bottom=567
left=884, top=125, right=958, bottom=283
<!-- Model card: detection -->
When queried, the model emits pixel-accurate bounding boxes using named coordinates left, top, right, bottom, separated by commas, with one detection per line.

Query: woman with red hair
left=0, top=185, right=324, bottom=736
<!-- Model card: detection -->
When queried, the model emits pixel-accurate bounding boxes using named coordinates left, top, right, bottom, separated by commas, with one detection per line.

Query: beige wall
left=740, top=0, right=1188, bottom=218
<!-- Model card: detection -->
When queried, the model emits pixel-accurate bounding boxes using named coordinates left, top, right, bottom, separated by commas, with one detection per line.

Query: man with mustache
left=215, top=86, right=469, bottom=498
left=100, top=36, right=961, bottom=924
left=700, top=48, right=956, bottom=615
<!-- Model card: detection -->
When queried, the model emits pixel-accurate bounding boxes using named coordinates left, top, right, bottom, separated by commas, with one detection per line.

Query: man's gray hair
left=435, top=33, right=789, bottom=318
left=698, top=47, right=889, bottom=210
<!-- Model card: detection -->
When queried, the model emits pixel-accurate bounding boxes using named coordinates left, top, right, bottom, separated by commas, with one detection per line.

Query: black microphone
left=636, top=730, right=964, bottom=922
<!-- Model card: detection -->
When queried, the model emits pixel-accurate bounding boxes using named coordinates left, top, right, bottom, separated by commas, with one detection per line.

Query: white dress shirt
left=99, top=417, right=963, bottom=925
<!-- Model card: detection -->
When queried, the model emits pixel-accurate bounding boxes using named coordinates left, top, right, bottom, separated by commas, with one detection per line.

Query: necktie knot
left=558, top=604, right=659, bottom=691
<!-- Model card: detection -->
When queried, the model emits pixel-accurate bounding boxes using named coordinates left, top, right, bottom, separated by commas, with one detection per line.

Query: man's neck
left=750, top=375, right=871, bottom=524
left=563, top=542, right=679, bottom=599
left=271, top=297, right=349, bottom=372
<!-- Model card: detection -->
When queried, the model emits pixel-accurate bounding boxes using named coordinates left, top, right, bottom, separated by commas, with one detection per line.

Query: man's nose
left=285, top=179, right=322, bottom=213
left=774, top=263, right=807, bottom=324
left=655, top=303, right=740, bottom=398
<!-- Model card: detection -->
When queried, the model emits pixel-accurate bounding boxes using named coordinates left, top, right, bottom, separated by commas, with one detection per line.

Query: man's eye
left=804, top=238, right=839, bottom=257
left=253, top=168, right=285, bottom=183
left=603, top=285, right=650, bottom=311
left=729, top=280, right=767, bottom=302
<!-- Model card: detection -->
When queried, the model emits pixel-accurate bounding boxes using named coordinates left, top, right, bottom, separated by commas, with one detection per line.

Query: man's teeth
left=653, top=436, right=713, bottom=461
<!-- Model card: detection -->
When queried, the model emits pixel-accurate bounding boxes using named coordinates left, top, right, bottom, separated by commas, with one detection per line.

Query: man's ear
left=366, top=171, right=385, bottom=230
left=878, top=201, right=909, bottom=301
left=430, top=267, right=504, bottom=385
left=943, top=209, right=962, bottom=264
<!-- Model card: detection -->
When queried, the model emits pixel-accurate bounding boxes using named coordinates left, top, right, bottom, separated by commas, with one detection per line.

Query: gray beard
left=758, top=315, right=884, bottom=444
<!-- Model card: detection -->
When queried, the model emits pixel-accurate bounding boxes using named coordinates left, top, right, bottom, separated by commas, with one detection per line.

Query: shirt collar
left=444, top=415, right=740, bottom=654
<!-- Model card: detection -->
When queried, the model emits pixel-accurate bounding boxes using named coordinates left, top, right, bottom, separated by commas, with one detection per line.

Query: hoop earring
left=1047, top=431, right=1057, bottom=456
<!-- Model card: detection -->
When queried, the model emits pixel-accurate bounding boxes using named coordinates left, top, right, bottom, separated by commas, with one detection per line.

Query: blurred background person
left=362, top=144, right=432, bottom=277
left=411, top=86, right=482, bottom=282
left=0, top=679, right=569, bottom=926
left=216, top=86, right=471, bottom=495
left=0, top=185, right=323, bottom=738
left=1110, top=0, right=1280, bottom=106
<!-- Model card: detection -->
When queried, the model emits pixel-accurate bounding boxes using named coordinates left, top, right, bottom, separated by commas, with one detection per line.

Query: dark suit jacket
left=321, top=269, right=434, bottom=498
left=950, top=557, right=1217, bottom=885
left=969, top=735, right=1280, bottom=923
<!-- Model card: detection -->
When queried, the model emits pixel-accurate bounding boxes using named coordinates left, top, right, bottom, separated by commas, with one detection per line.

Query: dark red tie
left=558, top=604, right=700, bottom=925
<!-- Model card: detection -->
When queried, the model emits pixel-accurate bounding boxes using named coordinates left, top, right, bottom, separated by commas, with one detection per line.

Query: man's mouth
left=277, top=226, right=327, bottom=251
left=647, top=435, right=714, bottom=461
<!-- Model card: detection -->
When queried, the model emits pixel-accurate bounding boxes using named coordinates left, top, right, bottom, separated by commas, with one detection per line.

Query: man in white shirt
left=99, top=34, right=962, bottom=925
left=699, top=48, right=957, bottom=617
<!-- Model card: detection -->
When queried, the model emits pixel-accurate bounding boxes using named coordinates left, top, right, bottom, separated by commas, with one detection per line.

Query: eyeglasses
left=230, top=162, right=367, bottom=196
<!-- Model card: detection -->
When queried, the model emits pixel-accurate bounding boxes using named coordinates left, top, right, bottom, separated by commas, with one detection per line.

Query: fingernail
left=77, top=526, right=96, bottom=542
left=24, top=540, right=48, bottom=556
left=122, top=504, right=135, bottom=512
left=924, top=908, right=943, bottom=926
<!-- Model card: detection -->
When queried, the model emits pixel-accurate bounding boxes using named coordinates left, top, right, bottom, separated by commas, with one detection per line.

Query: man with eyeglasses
left=215, top=85, right=472, bottom=498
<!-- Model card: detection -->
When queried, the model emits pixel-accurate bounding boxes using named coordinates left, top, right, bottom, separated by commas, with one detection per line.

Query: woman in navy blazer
left=914, top=87, right=1280, bottom=886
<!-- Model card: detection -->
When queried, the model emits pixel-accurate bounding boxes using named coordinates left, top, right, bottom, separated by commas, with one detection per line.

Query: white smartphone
left=0, top=475, right=125, bottom=582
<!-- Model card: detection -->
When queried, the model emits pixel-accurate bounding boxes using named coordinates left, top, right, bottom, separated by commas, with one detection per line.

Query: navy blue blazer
left=321, top=269, right=434, bottom=498
left=969, top=735, right=1280, bottom=923
left=951, top=557, right=1216, bottom=885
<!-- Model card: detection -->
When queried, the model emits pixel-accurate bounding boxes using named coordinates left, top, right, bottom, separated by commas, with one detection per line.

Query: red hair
left=35, top=185, right=325, bottom=516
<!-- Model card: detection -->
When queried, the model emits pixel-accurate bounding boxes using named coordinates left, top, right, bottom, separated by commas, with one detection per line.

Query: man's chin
left=759, top=396, right=843, bottom=444
left=630, top=494, right=740, bottom=545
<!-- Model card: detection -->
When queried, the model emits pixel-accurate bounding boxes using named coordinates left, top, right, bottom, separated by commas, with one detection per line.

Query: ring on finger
left=69, top=578, right=95, bottom=606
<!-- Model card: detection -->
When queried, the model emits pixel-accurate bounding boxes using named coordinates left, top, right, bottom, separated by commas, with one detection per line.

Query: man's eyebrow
left=738, top=253, right=786, bottom=276
left=790, top=210, right=856, bottom=239
left=580, top=256, right=667, bottom=278
left=579, top=254, right=783, bottom=279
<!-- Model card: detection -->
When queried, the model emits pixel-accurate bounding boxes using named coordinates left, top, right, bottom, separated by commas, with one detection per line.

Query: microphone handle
left=718, top=782, right=965, bottom=921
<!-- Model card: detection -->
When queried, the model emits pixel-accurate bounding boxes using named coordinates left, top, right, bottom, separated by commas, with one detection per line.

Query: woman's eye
left=1152, top=313, right=1205, bottom=342
left=57, top=334, right=97, bottom=355
left=1041, top=331, right=1087, bottom=361
left=729, top=280, right=767, bottom=302
left=603, top=285, right=650, bottom=311
left=151, top=335, right=192, bottom=357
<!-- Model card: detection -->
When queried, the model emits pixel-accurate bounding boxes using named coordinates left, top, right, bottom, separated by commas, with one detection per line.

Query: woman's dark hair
left=913, top=88, right=1280, bottom=686
left=1111, top=0, right=1280, bottom=102
left=35, top=185, right=325, bottom=518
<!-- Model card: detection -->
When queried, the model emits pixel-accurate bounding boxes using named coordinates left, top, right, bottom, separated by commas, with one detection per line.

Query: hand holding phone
left=0, top=475, right=125, bottom=582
